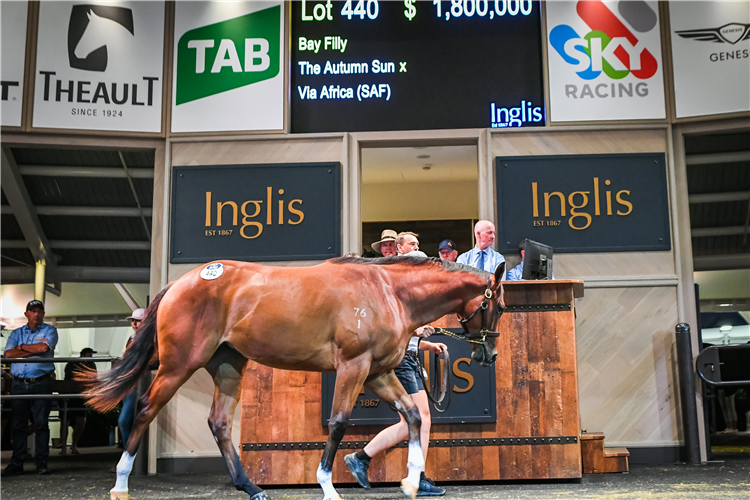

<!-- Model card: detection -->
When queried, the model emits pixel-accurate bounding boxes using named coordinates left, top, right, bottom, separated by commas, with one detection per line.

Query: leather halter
left=456, top=279, right=504, bottom=344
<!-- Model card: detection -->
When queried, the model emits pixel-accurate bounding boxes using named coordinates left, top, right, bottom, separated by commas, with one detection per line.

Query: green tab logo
left=176, top=6, right=280, bottom=105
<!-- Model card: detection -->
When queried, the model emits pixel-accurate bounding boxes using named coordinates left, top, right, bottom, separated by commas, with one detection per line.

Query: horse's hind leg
left=205, top=344, right=266, bottom=499
left=111, top=365, right=198, bottom=500
left=318, top=356, right=371, bottom=500
left=366, top=371, right=423, bottom=499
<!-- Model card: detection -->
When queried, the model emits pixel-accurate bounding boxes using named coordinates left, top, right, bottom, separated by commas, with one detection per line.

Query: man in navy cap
left=437, top=239, right=458, bottom=262
left=3, top=300, right=58, bottom=476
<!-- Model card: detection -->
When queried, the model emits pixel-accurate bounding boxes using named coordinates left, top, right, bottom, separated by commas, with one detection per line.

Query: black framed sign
left=322, top=331, right=497, bottom=426
left=291, top=0, right=545, bottom=133
left=170, top=162, right=341, bottom=263
left=496, top=153, right=671, bottom=254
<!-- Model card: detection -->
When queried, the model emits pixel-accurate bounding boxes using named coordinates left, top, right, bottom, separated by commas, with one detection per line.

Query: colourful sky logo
left=550, top=0, right=658, bottom=80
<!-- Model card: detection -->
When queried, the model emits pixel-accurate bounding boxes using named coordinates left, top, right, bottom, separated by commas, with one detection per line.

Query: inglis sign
left=32, top=1, right=164, bottom=132
left=170, top=163, right=341, bottom=263
left=546, top=0, right=665, bottom=122
left=496, top=153, right=671, bottom=253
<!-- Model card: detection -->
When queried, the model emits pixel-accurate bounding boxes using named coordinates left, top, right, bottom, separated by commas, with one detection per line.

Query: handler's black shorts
left=394, top=355, right=424, bottom=395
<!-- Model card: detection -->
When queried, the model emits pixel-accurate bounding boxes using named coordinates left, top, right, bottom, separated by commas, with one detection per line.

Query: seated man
left=506, top=240, right=526, bottom=281
left=507, top=240, right=554, bottom=281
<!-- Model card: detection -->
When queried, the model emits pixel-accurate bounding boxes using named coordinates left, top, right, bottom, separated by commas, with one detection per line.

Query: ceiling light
left=417, top=154, right=431, bottom=159
left=719, top=325, right=733, bottom=332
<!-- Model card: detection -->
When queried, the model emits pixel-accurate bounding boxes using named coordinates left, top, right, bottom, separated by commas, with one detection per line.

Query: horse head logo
left=68, top=5, right=134, bottom=72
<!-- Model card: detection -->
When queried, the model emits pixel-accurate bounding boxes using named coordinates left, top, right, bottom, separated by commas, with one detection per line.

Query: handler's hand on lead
left=430, top=342, right=447, bottom=354
left=415, top=326, right=435, bottom=338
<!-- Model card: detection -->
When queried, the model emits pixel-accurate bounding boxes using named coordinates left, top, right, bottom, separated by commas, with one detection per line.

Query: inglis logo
left=550, top=0, right=658, bottom=81
left=176, top=6, right=280, bottom=105
left=68, top=5, right=134, bottom=72
left=490, top=101, right=543, bottom=128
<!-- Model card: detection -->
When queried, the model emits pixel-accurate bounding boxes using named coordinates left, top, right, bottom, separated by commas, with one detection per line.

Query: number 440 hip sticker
left=200, top=262, right=224, bottom=280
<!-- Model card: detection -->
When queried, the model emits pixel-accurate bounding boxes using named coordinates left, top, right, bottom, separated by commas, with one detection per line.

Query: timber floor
left=1, top=449, right=749, bottom=500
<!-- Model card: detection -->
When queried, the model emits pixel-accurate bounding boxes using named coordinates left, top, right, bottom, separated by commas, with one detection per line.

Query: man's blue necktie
left=477, top=249, right=485, bottom=272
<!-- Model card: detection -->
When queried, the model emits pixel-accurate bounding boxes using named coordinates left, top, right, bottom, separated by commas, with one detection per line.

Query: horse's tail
left=76, top=283, right=172, bottom=413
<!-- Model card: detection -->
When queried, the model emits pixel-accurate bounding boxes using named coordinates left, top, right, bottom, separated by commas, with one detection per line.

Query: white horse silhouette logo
left=68, top=5, right=134, bottom=72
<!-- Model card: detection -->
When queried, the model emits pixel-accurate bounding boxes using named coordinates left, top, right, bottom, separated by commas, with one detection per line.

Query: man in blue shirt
left=457, top=220, right=506, bottom=280
left=3, top=300, right=58, bottom=476
left=506, top=240, right=526, bottom=281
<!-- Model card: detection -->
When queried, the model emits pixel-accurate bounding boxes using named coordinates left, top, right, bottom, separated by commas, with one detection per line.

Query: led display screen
left=291, top=0, right=545, bottom=133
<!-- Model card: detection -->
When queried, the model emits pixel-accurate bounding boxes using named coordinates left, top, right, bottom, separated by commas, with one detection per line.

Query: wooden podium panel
left=240, top=280, right=584, bottom=483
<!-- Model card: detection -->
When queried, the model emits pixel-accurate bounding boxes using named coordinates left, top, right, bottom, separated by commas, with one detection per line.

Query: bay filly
left=79, top=256, right=505, bottom=500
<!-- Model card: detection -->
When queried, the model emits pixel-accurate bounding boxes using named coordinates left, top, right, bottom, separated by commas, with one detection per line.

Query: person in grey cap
left=118, top=308, right=145, bottom=451
left=437, top=240, right=458, bottom=262
left=3, top=300, right=58, bottom=476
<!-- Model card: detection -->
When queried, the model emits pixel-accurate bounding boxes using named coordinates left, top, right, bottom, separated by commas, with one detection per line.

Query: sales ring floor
left=2, top=447, right=749, bottom=500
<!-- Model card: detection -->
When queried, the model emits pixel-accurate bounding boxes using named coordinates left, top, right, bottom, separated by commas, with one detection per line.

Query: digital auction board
left=291, top=0, right=545, bottom=133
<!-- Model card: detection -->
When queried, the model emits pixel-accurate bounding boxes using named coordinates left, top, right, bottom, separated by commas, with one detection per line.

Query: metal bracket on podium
left=242, top=436, right=578, bottom=451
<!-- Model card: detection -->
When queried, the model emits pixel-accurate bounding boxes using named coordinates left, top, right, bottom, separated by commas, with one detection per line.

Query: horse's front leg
left=366, top=371, right=423, bottom=500
left=318, top=355, right=371, bottom=500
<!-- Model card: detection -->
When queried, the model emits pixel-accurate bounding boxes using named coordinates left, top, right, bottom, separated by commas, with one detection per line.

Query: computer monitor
left=521, top=239, right=553, bottom=280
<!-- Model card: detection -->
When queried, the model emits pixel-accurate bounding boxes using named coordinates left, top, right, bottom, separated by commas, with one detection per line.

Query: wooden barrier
left=239, top=280, right=584, bottom=483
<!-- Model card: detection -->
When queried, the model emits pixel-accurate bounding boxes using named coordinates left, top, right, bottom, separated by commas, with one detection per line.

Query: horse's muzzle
left=472, top=345, right=497, bottom=367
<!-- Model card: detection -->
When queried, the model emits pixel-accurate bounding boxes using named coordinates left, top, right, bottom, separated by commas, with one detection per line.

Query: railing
left=696, top=344, right=750, bottom=387
left=1, top=356, right=119, bottom=456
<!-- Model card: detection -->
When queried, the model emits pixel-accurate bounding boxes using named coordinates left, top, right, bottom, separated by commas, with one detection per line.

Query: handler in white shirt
left=457, top=220, right=506, bottom=280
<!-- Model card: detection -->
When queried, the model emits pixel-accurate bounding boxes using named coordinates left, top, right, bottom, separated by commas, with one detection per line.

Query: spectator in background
left=372, top=229, right=398, bottom=257
left=396, top=231, right=420, bottom=255
left=63, top=348, right=98, bottom=454
left=506, top=240, right=526, bottom=281
left=457, top=220, right=506, bottom=279
left=3, top=300, right=58, bottom=476
left=438, top=240, right=458, bottom=262
left=118, top=309, right=145, bottom=449
left=1, top=354, right=12, bottom=452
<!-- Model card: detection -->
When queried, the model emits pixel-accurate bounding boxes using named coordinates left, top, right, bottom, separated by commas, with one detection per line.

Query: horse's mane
left=330, top=255, right=491, bottom=280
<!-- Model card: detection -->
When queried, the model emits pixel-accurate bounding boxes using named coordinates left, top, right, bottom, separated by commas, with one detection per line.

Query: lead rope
left=416, top=348, right=451, bottom=412
left=433, top=327, right=487, bottom=344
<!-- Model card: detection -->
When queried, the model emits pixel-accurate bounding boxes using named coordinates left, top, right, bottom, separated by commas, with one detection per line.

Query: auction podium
left=239, top=280, right=584, bottom=483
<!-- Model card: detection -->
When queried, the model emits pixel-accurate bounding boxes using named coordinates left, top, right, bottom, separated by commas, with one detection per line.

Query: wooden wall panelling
left=170, top=137, right=344, bottom=167
left=575, top=286, right=680, bottom=446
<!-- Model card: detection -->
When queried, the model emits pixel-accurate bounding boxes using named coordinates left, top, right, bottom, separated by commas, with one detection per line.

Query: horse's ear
left=492, top=262, right=506, bottom=290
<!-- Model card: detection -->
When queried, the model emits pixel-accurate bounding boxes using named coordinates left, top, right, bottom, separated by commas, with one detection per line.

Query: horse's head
left=457, top=262, right=505, bottom=367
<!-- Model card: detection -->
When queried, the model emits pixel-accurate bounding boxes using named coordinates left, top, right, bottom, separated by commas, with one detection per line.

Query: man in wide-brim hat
left=371, top=229, right=398, bottom=257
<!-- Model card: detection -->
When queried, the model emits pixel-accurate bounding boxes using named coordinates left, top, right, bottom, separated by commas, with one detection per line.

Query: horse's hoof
left=110, top=491, right=129, bottom=500
left=401, top=479, right=418, bottom=500
left=251, top=492, right=269, bottom=500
